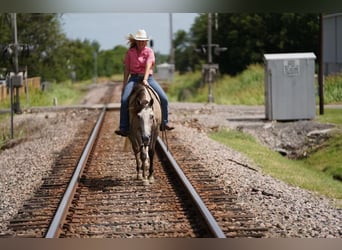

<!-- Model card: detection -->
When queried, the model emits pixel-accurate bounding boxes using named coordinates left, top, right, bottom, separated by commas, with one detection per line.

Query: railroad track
left=1, top=105, right=267, bottom=238
left=47, top=107, right=221, bottom=238
left=0, top=82, right=267, bottom=238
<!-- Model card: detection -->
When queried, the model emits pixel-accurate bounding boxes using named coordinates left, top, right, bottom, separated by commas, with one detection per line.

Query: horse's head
left=137, top=98, right=155, bottom=146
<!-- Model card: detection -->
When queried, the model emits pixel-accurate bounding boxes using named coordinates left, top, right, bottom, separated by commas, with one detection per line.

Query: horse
left=128, top=82, right=162, bottom=184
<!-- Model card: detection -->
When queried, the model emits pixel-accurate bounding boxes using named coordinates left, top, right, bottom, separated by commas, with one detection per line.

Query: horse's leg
left=140, top=146, right=150, bottom=185
left=135, top=153, right=142, bottom=180
left=148, top=149, right=155, bottom=183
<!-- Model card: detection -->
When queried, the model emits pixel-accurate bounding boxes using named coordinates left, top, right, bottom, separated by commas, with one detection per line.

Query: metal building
left=323, top=13, right=342, bottom=75
left=264, top=53, right=316, bottom=120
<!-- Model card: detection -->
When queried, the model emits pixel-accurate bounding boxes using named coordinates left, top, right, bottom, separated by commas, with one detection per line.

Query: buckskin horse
left=128, top=83, right=161, bottom=184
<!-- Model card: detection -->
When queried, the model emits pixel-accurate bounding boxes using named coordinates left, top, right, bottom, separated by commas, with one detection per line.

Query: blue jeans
left=119, top=75, right=169, bottom=131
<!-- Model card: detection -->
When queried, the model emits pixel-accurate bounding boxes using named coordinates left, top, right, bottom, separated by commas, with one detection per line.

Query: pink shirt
left=124, top=47, right=155, bottom=75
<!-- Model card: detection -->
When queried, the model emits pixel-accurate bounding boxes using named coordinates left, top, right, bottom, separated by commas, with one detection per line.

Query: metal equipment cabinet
left=264, top=53, right=316, bottom=120
left=156, top=63, right=175, bottom=82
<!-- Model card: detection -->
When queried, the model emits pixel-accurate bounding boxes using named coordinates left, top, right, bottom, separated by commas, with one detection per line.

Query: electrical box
left=264, top=53, right=316, bottom=120
left=156, top=63, right=175, bottom=82
left=11, top=74, right=23, bottom=87
left=202, top=64, right=219, bottom=83
left=9, top=72, right=25, bottom=87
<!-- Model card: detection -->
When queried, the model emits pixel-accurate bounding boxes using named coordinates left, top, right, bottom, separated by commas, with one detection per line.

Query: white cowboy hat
left=132, top=29, right=150, bottom=41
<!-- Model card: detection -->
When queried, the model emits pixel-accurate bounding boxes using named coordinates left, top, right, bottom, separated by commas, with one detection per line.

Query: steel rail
left=45, top=106, right=106, bottom=238
left=156, top=137, right=226, bottom=238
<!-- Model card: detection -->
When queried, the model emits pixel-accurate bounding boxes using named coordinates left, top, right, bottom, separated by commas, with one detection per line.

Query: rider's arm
left=143, top=48, right=155, bottom=86
left=143, top=61, right=153, bottom=86
left=123, top=65, right=130, bottom=87
left=123, top=50, right=131, bottom=90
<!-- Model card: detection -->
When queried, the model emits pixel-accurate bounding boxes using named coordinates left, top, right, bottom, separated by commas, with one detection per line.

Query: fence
left=0, top=77, right=41, bottom=103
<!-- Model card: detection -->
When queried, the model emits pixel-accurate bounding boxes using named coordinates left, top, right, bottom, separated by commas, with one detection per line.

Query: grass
left=0, top=79, right=91, bottom=148
left=316, top=108, right=342, bottom=124
left=208, top=108, right=342, bottom=207
left=170, top=63, right=342, bottom=106
left=209, top=126, right=342, bottom=206
left=214, top=64, right=265, bottom=105
left=168, top=64, right=265, bottom=104
left=0, top=80, right=90, bottom=110
left=304, top=132, right=342, bottom=181
left=168, top=71, right=202, bottom=102
left=306, top=108, right=342, bottom=183
left=324, top=74, right=342, bottom=104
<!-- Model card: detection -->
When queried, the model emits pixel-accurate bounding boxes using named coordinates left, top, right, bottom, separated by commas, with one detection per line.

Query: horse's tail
left=123, top=137, right=131, bottom=152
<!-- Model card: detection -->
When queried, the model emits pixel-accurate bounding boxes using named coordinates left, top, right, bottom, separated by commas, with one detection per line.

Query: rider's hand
left=142, top=79, right=149, bottom=86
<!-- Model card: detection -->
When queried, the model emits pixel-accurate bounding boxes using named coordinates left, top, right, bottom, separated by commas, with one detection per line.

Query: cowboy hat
left=132, top=29, right=150, bottom=41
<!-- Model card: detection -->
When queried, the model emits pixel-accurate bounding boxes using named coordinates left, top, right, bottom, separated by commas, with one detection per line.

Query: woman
left=115, top=29, right=174, bottom=137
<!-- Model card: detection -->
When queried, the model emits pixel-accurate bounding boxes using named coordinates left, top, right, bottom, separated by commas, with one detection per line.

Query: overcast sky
left=61, top=13, right=199, bottom=54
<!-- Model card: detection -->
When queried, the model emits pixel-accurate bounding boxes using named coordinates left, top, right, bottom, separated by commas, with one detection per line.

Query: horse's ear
left=137, top=99, right=149, bottom=107
left=149, top=98, right=154, bottom=107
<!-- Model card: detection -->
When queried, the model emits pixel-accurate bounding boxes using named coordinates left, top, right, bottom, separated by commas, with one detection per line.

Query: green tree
left=173, top=29, right=201, bottom=74
left=0, top=13, right=70, bottom=81
left=189, top=13, right=320, bottom=75
left=98, top=45, right=127, bottom=77
left=62, top=38, right=97, bottom=81
left=215, top=13, right=267, bottom=74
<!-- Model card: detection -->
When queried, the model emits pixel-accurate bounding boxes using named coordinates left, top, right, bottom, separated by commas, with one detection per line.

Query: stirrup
left=115, top=130, right=129, bottom=137
left=160, top=124, right=175, bottom=131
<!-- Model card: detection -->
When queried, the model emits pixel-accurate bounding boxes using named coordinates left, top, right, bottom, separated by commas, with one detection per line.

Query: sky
left=61, top=13, right=199, bottom=54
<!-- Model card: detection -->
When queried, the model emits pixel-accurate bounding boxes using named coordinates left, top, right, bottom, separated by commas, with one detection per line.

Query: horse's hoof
left=136, top=174, right=143, bottom=180
left=148, top=176, right=154, bottom=184
left=143, top=179, right=149, bottom=185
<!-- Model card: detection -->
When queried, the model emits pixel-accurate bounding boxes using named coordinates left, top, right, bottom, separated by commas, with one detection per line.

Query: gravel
left=0, top=84, right=341, bottom=237
left=169, top=102, right=342, bottom=238
left=0, top=108, right=97, bottom=233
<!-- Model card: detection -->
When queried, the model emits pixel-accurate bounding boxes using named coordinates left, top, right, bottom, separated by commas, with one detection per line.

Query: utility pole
left=169, top=13, right=175, bottom=65
left=167, top=13, right=175, bottom=82
left=207, top=13, right=214, bottom=103
left=208, top=13, right=213, bottom=64
left=93, top=51, right=97, bottom=84
left=9, top=13, right=19, bottom=139
left=11, top=13, right=22, bottom=115
left=318, top=13, right=324, bottom=115
left=196, top=13, right=226, bottom=103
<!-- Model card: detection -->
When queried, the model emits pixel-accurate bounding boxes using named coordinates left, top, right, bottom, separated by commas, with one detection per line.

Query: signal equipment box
left=264, top=53, right=316, bottom=120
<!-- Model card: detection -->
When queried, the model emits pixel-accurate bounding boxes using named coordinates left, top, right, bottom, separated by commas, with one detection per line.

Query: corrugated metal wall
left=323, top=13, right=342, bottom=75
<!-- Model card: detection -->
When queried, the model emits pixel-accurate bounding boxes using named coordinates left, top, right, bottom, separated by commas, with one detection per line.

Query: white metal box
left=264, top=53, right=316, bottom=120
left=156, top=63, right=175, bottom=82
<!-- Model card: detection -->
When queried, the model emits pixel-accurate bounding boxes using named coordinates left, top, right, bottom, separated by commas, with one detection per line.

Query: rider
left=115, top=29, right=174, bottom=137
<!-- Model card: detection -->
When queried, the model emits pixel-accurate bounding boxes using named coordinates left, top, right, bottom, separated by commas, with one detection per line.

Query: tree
left=189, top=13, right=320, bottom=75
left=173, top=30, right=201, bottom=74
left=0, top=13, right=70, bottom=81
left=98, top=45, right=127, bottom=77
left=215, top=13, right=267, bottom=74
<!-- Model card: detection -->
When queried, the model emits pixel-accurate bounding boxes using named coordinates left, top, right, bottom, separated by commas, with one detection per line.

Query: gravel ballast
left=169, top=103, right=341, bottom=238
left=0, top=109, right=97, bottom=234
